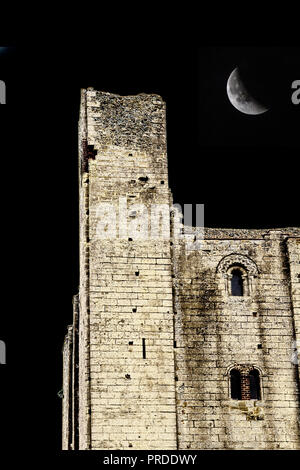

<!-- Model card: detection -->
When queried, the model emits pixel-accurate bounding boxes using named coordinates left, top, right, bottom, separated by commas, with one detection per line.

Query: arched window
left=231, top=269, right=244, bottom=296
left=229, top=367, right=262, bottom=400
left=249, top=369, right=261, bottom=400
left=217, top=254, right=259, bottom=297
left=230, top=369, right=242, bottom=400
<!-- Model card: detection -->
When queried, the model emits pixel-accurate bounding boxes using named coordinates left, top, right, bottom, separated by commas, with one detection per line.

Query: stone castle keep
left=62, top=88, right=300, bottom=450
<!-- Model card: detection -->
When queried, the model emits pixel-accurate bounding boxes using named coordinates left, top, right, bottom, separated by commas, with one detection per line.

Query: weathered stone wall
left=62, top=90, right=300, bottom=450
left=78, top=89, right=92, bottom=450
left=62, top=325, right=73, bottom=450
left=77, top=90, right=177, bottom=450
left=287, top=238, right=300, bottom=382
left=173, top=227, right=300, bottom=449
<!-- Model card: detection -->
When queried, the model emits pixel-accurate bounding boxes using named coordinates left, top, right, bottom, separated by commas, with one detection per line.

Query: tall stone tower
left=62, top=89, right=300, bottom=450
left=63, top=89, right=177, bottom=450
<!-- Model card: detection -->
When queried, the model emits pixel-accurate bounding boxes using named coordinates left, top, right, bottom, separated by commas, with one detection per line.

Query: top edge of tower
left=79, top=88, right=167, bottom=154
left=82, top=88, right=165, bottom=103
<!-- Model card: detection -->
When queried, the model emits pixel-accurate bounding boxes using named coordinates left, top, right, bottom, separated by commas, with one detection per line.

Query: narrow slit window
left=142, top=338, right=146, bottom=359
left=231, top=269, right=244, bottom=296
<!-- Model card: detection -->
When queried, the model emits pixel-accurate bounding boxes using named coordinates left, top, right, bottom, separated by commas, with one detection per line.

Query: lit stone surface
left=173, top=227, right=300, bottom=449
left=62, top=90, right=300, bottom=450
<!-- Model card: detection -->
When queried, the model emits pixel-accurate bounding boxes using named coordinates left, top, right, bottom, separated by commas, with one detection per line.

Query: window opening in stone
left=249, top=369, right=261, bottom=400
left=230, top=369, right=242, bottom=400
left=231, top=269, right=244, bottom=296
left=142, top=338, right=146, bottom=359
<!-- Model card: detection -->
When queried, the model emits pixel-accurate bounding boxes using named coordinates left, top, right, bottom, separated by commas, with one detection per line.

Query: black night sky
left=26, top=44, right=299, bottom=227
left=6, top=44, right=297, bottom=226
left=0, top=43, right=299, bottom=455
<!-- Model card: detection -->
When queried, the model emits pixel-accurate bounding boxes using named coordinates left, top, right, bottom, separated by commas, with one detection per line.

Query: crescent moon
left=227, top=68, right=269, bottom=115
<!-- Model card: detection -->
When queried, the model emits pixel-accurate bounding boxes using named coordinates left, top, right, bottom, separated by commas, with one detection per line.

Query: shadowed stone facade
left=62, top=89, right=300, bottom=450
